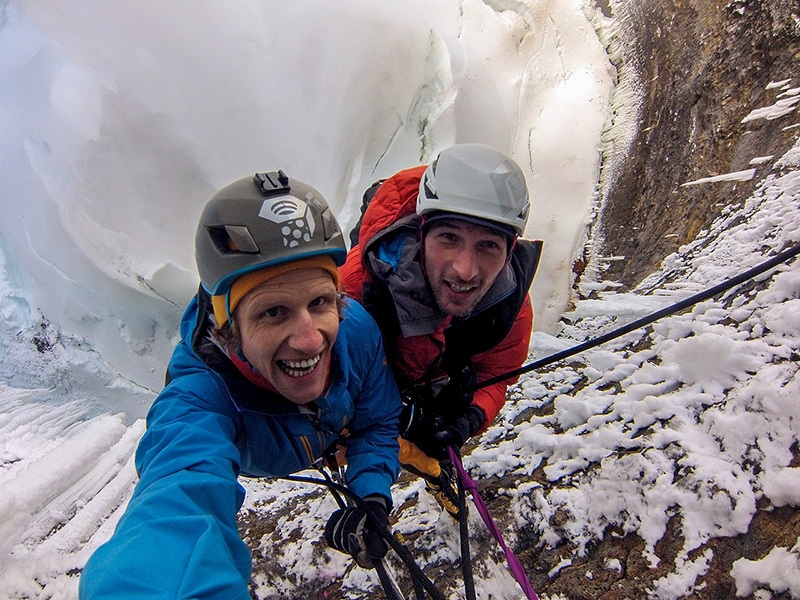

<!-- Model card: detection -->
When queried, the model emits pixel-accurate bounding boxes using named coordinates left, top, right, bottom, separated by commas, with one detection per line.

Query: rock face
left=528, top=1, right=800, bottom=598
left=588, top=0, right=800, bottom=291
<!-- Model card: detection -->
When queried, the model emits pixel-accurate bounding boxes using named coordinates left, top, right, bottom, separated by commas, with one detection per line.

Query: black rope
left=274, top=245, right=800, bottom=596
left=312, top=463, right=414, bottom=598
left=454, top=470, right=476, bottom=600
left=281, top=474, right=447, bottom=600
left=314, top=463, right=348, bottom=509
left=475, top=243, right=800, bottom=390
left=375, top=560, right=407, bottom=600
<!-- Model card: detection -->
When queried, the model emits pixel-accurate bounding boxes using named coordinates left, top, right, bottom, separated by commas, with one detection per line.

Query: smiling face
left=235, top=268, right=340, bottom=405
left=422, top=218, right=510, bottom=317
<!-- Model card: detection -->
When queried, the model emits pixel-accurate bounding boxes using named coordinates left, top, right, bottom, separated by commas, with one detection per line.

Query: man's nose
left=451, top=248, right=479, bottom=281
left=288, top=311, right=323, bottom=352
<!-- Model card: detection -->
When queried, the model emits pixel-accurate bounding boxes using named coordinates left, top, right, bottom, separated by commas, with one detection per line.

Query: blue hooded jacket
left=79, top=292, right=401, bottom=599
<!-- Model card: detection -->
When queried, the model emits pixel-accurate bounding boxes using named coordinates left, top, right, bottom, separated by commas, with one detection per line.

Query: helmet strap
left=225, top=289, right=234, bottom=327
left=506, top=237, right=517, bottom=265
left=418, top=217, right=430, bottom=279
left=227, top=344, right=279, bottom=393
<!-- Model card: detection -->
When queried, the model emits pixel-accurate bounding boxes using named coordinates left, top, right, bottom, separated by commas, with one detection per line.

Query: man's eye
left=310, top=294, right=335, bottom=308
left=263, top=306, right=282, bottom=318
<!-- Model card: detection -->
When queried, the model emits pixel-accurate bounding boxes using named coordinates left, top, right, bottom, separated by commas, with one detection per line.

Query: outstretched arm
left=80, top=371, right=251, bottom=600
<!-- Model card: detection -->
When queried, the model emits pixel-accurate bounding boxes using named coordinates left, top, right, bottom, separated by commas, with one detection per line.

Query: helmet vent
left=271, top=199, right=303, bottom=216
left=321, top=209, right=341, bottom=241
left=423, top=175, right=437, bottom=199
left=207, top=225, right=260, bottom=254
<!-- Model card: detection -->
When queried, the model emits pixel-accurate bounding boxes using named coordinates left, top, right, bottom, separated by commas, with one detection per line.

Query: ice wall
left=0, top=0, right=616, bottom=395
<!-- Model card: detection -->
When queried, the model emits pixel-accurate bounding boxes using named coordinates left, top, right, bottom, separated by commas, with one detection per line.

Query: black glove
left=435, top=404, right=485, bottom=447
left=411, top=405, right=485, bottom=460
left=324, top=495, right=389, bottom=568
left=441, top=362, right=477, bottom=409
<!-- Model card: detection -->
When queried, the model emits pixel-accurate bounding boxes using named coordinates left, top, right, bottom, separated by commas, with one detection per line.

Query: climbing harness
left=475, top=243, right=800, bottom=390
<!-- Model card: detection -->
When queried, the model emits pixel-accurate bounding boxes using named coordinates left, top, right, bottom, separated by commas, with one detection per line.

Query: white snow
left=732, top=541, right=800, bottom=598
left=0, top=1, right=799, bottom=599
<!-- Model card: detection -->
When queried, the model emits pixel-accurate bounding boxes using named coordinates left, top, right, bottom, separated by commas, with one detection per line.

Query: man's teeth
left=448, top=282, right=475, bottom=293
left=279, top=354, right=321, bottom=377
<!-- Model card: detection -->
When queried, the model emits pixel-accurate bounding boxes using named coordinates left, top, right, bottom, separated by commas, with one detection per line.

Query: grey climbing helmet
left=417, top=143, right=530, bottom=236
left=196, top=170, right=346, bottom=296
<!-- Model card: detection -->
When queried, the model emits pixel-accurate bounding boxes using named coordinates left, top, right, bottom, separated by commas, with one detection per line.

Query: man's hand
left=413, top=405, right=485, bottom=459
left=433, top=405, right=485, bottom=450
left=324, top=495, right=389, bottom=568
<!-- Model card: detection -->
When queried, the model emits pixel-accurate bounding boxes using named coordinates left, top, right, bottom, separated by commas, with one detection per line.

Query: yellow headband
left=212, top=255, right=340, bottom=327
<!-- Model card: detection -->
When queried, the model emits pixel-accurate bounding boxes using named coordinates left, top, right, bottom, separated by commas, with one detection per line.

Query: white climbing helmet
left=417, top=143, right=530, bottom=237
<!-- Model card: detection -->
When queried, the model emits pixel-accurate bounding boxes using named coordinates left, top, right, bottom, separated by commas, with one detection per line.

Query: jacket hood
left=357, top=165, right=426, bottom=250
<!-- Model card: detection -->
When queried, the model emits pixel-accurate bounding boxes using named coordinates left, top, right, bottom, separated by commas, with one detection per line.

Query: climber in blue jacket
left=79, top=171, right=402, bottom=599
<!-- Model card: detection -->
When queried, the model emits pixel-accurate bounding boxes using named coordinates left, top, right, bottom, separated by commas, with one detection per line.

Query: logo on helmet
left=259, top=195, right=317, bottom=248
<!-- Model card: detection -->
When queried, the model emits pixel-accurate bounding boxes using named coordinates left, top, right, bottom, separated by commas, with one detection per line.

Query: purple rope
left=448, top=447, right=539, bottom=600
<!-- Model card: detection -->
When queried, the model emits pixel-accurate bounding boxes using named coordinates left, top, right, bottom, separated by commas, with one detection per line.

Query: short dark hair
left=421, top=212, right=516, bottom=252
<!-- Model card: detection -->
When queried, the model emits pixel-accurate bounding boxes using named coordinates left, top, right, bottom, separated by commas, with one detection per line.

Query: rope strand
left=281, top=474, right=447, bottom=600
left=475, top=243, right=800, bottom=390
